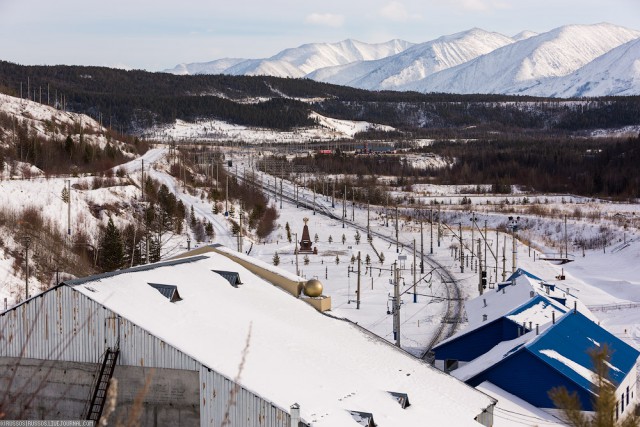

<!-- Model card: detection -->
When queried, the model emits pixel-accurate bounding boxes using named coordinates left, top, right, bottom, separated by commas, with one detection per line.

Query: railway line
left=233, top=167, right=464, bottom=360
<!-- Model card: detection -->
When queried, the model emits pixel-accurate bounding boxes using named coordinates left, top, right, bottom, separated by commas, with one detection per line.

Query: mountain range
left=165, top=23, right=640, bottom=97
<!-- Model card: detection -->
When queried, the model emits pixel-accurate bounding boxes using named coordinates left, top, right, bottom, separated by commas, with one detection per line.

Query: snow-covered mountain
left=165, top=23, right=640, bottom=97
left=308, top=28, right=514, bottom=90
left=531, top=37, right=640, bottom=97
left=401, top=23, right=640, bottom=95
left=164, top=39, right=413, bottom=78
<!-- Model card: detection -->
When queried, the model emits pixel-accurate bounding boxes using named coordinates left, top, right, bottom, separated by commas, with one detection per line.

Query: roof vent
left=388, top=392, right=410, bottom=409
left=148, top=283, right=182, bottom=302
left=349, top=411, right=376, bottom=427
left=530, top=291, right=535, bottom=298
left=482, top=314, right=488, bottom=322
left=213, top=270, right=242, bottom=287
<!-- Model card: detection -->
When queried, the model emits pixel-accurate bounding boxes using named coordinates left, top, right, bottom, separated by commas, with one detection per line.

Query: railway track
left=234, top=169, right=463, bottom=360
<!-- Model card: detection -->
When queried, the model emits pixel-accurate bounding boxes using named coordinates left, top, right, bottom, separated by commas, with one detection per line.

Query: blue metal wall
left=434, top=318, right=524, bottom=362
left=466, top=349, right=593, bottom=410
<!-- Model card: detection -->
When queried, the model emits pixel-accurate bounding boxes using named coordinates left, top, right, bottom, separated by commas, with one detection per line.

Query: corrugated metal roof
left=527, top=311, right=640, bottom=388
left=459, top=311, right=640, bottom=390
left=212, top=270, right=242, bottom=287
left=148, top=283, right=182, bottom=302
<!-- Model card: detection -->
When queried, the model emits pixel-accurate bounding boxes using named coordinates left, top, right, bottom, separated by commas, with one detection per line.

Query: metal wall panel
left=0, top=286, right=196, bottom=370
left=200, top=365, right=290, bottom=427
left=1, top=286, right=294, bottom=427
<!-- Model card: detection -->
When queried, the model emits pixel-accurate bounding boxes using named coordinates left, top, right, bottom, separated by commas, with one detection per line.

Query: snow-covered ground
left=3, top=145, right=640, bottom=357
left=143, top=112, right=396, bottom=143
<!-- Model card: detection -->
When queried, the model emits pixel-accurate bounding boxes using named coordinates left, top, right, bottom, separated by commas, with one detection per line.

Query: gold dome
left=304, top=279, right=323, bottom=297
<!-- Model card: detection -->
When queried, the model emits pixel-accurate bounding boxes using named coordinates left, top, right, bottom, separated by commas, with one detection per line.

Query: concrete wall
left=0, top=357, right=199, bottom=426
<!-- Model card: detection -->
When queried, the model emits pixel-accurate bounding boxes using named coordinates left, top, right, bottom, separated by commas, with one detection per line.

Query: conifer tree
left=273, top=251, right=280, bottom=266
left=100, top=217, right=124, bottom=272
left=285, top=222, right=292, bottom=243
left=550, top=344, right=640, bottom=427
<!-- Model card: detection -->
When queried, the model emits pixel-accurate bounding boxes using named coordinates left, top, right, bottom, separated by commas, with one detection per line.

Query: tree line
left=2, top=60, right=638, bottom=134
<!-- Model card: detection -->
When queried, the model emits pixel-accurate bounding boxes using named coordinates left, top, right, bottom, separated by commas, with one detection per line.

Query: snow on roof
left=505, top=295, right=567, bottom=326
left=454, top=311, right=639, bottom=390
left=476, top=382, right=565, bottom=427
left=69, top=252, right=493, bottom=426
left=436, top=270, right=583, bottom=348
left=506, top=268, right=543, bottom=282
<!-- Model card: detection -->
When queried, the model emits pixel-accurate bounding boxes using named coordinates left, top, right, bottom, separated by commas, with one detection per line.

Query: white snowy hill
left=167, top=23, right=640, bottom=97
left=165, top=39, right=413, bottom=78
left=532, top=37, right=640, bottom=97
left=401, top=23, right=640, bottom=95
left=308, top=28, right=514, bottom=90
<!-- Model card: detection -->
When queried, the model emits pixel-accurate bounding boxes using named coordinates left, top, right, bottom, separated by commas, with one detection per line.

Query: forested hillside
left=1, top=61, right=639, bottom=134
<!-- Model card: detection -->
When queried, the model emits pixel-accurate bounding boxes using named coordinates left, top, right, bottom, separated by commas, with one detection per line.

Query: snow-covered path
left=113, top=146, right=237, bottom=250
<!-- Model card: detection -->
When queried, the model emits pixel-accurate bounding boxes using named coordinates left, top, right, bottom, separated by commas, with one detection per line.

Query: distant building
left=0, top=249, right=495, bottom=426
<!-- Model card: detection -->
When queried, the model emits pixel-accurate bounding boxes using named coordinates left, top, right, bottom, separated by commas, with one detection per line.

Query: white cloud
left=305, top=13, right=345, bottom=27
left=379, top=2, right=422, bottom=22
left=456, top=0, right=512, bottom=12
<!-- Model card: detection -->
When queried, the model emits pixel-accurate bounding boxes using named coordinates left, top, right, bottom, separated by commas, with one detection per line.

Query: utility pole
left=437, top=205, right=441, bottom=247
left=238, top=210, right=243, bottom=253
left=478, top=239, right=483, bottom=295
left=66, top=180, right=71, bottom=236
left=332, top=180, right=335, bottom=208
left=23, top=236, right=31, bottom=300
left=393, top=262, right=401, bottom=348
left=496, top=228, right=499, bottom=282
left=395, top=205, right=399, bottom=253
left=502, top=236, right=507, bottom=281
left=429, top=209, right=433, bottom=255
left=413, top=239, right=417, bottom=303
left=313, top=184, right=316, bottom=215
left=141, top=159, right=144, bottom=200
left=471, top=212, right=475, bottom=265
left=294, top=233, right=299, bottom=276
left=280, top=178, right=283, bottom=210
left=484, top=220, right=488, bottom=273
left=512, top=229, right=517, bottom=273
left=385, top=193, right=389, bottom=227
left=225, top=176, right=229, bottom=215
left=420, top=213, right=425, bottom=273
left=564, top=215, right=568, bottom=259
left=342, top=185, right=346, bottom=228
left=356, top=251, right=361, bottom=309
left=367, top=199, right=370, bottom=238
left=459, top=223, right=464, bottom=273
left=352, top=189, right=355, bottom=221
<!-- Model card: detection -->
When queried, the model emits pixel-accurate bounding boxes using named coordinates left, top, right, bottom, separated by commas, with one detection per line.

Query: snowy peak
left=536, top=37, right=640, bottom=97
left=402, top=23, right=640, bottom=95
left=164, top=23, right=640, bottom=97
left=310, top=28, right=514, bottom=90
left=164, top=39, right=413, bottom=78
left=165, top=58, right=247, bottom=75
left=272, top=39, right=413, bottom=75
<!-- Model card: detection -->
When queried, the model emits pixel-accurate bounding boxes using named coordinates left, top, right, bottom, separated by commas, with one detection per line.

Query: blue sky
left=1, top=0, right=638, bottom=71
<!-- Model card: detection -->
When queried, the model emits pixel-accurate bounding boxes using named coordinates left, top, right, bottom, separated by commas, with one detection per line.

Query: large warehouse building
left=0, top=247, right=495, bottom=426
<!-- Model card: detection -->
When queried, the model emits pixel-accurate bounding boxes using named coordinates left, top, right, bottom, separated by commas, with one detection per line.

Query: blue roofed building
left=453, top=311, right=640, bottom=417
left=431, top=269, right=589, bottom=371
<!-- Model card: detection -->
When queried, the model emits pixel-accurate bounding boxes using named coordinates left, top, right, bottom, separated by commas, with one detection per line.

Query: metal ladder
left=86, top=347, right=120, bottom=421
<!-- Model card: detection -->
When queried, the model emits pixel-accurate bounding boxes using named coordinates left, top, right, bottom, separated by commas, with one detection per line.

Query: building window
left=621, top=394, right=624, bottom=413
left=627, top=387, right=630, bottom=405
left=616, top=402, right=619, bottom=420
